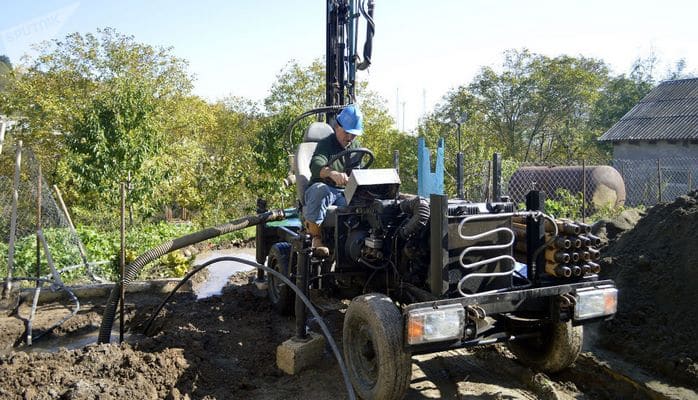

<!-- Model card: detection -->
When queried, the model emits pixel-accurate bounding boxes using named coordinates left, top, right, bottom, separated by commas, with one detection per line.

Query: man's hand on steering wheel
left=321, top=148, right=374, bottom=186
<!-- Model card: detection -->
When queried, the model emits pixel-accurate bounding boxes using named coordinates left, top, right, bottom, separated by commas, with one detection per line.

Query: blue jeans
left=304, top=182, right=347, bottom=224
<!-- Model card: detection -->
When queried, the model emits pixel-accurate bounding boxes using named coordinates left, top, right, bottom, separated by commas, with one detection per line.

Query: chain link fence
left=614, top=158, right=698, bottom=207
left=1, top=143, right=104, bottom=288
left=469, top=156, right=698, bottom=218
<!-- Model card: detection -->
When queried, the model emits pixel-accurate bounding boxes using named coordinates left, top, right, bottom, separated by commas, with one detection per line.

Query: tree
left=0, top=55, right=11, bottom=93
left=3, top=28, right=193, bottom=215
left=467, top=49, right=608, bottom=162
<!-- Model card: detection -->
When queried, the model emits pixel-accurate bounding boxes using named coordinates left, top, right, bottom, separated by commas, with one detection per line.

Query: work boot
left=304, top=221, right=329, bottom=257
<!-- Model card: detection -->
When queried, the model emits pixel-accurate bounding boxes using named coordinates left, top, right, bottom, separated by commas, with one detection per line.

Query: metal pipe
left=546, top=264, right=568, bottom=278
left=545, top=249, right=570, bottom=264
left=587, top=261, right=601, bottom=274
left=492, top=152, right=501, bottom=202
left=456, top=152, right=464, bottom=199
left=393, top=150, right=399, bottom=173
left=657, top=159, right=662, bottom=203
left=28, top=163, right=43, bottom=346
left=120, top=183, right=126, bottom=343
left=582, top=159, right=586, bottom=222
left=53, top=185, right=98, bottom=281
left=295, top=234, right=312, bottom=340
left=6, top=277, right=80, bottom=341
left=3, top=141, right=22, bottom=299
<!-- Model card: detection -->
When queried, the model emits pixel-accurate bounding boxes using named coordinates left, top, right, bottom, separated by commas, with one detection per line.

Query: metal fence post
left=657, top=159, right=662, bottom=203
left=3, top=141, right=22, bottom=299
left=582, top=159, right=586, bottom=222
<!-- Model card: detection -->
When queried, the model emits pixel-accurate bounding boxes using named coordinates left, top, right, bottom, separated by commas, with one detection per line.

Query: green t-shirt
left=309, top=134, right=361, bottom=187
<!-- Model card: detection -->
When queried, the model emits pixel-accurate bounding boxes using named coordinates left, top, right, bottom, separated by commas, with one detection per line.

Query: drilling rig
left=253, top=2, right=618, bottom=399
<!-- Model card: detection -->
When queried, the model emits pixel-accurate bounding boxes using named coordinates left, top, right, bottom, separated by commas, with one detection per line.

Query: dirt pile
left=600, top=190, right=698, bottom=388
left=0, top=344, right=187, bottom=399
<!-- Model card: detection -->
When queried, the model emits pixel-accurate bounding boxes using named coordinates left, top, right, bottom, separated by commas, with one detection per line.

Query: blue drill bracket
left=417, top=137, right=445, bottom=197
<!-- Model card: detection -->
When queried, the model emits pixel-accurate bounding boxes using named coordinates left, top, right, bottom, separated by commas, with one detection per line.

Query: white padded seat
left=295, top=122, right=334, bottom=205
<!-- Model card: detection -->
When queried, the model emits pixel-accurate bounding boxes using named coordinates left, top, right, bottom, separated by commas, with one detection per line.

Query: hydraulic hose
left=357, top=0, right=375, bottom=71
left=399, top=195, right=430, bottom=238
left=98, top=210, right=286, bottom=344
left=141, top=256, right=356, bottom=400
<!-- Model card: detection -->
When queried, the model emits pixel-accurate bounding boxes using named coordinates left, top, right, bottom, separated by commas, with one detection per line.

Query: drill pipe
left=587, top=261, right=601, bottom=274
left=567, top=236, right=583, bottom=249
left=512, top=226, right=572, bottom=250
left=579, top=251, right=591, bottom=262
left=575, top=221, right=592, bottom=234
left=588, top=248, right=601, bottom=261
left=580, top=234, right=602, bottom=247
left=545, top=248, right=571, bottom=264
left=577, top=235, right=592, bottom=248
left=581, top=264, right=591, bottom=275
left=545, top=263, right=572, bottom=278
left=512, top=216, right=581, bottom=235
left=570, top=264, right=582, bottom=277
left=570, top=252, right=581, bottom=263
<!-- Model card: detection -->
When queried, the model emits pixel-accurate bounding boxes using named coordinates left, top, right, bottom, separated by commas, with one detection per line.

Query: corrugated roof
left=599, top=78, right=698, bottom=142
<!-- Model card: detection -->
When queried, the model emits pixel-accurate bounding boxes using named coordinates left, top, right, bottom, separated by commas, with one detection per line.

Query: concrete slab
left=276, top=332, right=326, bottom=375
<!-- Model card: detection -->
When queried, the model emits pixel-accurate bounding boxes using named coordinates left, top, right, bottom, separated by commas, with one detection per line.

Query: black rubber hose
left=143, top=256, right=356, bottom=400
left=357, top=0, right=375, bottom=71
left=98, top=210, right=286, bottom=344
left=399, top=195, right=430, bottom=238
left=285, top=105, right=345, bottom=152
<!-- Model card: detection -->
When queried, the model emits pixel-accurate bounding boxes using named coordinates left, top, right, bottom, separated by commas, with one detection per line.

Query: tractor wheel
left=508, top=320, right=583, bottom=373
left=343, top=293, right=411, bottom=400
left=267, top=242, right=295, bottom=315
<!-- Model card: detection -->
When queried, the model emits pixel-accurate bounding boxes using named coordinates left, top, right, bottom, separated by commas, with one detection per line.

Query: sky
left=1, top=0, right=697, bottom=131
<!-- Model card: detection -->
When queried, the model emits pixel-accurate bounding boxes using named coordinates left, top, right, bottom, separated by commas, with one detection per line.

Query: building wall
left=613, top=140, right=698, bottom=160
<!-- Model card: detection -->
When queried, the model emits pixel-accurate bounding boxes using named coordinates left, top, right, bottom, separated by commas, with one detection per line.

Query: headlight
left=406, top=304, right=465, bottom=345
left=574, top=287, right=617, bottom=320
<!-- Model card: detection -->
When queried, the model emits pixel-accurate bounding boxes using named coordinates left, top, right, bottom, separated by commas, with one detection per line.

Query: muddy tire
left=267, top=242, right=295, bottom=315
left=508, top=320, right=583, bottom=373
left=343, top=293, right=411, bottom=400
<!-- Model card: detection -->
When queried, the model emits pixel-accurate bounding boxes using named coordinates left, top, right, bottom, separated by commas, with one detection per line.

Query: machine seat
left=295, top=122, right=334, bottom=206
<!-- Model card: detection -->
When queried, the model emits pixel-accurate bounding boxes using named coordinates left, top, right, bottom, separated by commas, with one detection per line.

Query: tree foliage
left=4, top=28, right=193, bottom=212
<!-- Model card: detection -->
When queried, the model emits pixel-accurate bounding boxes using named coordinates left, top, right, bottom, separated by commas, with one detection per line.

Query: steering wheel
left=325, top=148, right=375, bottom=176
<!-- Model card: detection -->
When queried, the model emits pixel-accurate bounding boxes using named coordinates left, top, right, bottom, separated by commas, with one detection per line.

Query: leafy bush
left=545, top=188, right=583, bottom=220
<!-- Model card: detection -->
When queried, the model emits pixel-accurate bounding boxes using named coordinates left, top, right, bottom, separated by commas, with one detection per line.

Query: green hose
left=98, top=210, right=285, bottom=344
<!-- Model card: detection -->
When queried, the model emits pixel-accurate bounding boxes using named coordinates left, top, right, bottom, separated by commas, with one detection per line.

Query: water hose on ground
left=98, top=210, right=286, bottom=344
left=141, top=256, right=356, bottom=400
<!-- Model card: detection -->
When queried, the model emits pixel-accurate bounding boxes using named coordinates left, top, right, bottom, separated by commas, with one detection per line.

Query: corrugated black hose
left=97, top=210, right=286, bottom=344
left=399, top=195, right=430, bottom=238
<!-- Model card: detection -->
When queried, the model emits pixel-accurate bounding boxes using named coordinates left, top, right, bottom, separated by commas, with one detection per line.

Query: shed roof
left=598, top=78, right=698, bottom=142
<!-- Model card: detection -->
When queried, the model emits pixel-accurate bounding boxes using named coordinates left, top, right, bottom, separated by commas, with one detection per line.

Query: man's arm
left=310, top=149, right=348, bottom=186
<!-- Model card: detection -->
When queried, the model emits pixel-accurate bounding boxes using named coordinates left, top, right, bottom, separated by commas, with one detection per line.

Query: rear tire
left=267, top=242, right=295, bottom=315
left=343, top=293, right=411, bottom=400
left=508, top=320, right=582, bottom=373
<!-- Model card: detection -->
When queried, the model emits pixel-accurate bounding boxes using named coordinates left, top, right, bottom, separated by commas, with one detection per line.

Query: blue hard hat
left=337, top=104, right=364, bottom=136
